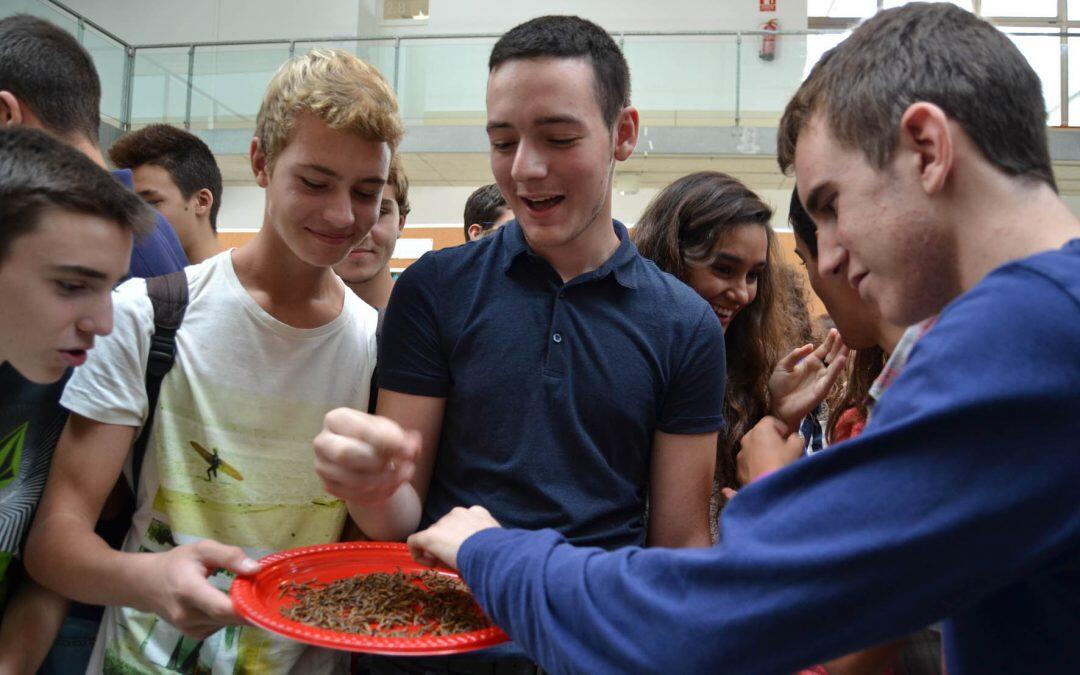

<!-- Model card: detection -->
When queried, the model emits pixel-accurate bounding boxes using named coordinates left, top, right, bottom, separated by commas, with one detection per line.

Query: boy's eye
left=300, top=177, right=326, bottom=190
left=55, top=280, right=87, bottom=294
left=550, top=137, right=578, bottom=146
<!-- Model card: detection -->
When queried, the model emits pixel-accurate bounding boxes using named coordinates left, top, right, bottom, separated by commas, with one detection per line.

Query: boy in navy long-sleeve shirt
left=408, top=5, right=1080, bottom=673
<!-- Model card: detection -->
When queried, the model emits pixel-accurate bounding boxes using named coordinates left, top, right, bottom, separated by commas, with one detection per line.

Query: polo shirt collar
left=499, top=219, right=640, bottom=289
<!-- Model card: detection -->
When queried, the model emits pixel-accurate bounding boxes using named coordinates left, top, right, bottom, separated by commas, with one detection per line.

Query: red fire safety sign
left=760, top=0, right=776, bottom=11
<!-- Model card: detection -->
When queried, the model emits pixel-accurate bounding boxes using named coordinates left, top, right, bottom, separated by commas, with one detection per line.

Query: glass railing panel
left=395, top=38, right=496, bottom=125
left=292, top=39, right=398, bottom=91
left=130, top=47, right=192, bottom=128
left=0, top=0, right=76, bottom=34
left=736, top=33, right=813, bottom=127
left=1005, top=29, right=1062, bottom=126
left=189, top=44, right=291, bottom=131
left=623, top=35, right=738, bottom=127
left=81, top=26, right=126, bottom=126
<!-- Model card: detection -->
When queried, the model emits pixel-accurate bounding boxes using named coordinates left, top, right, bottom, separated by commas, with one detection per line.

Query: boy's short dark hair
left=0, top=14, right=101, bottom=143
left=788, top=189, right=817, bottom=259
left=463, top=184, right=508, bottom=241
left=489, top=15, right=630, bottom=128
left=778, top=3, right=1055, bottom=191
left=388, top=154, right=411, bottom=218
left=0, top=128, right=154, bottom=262
left=109, top=124, right=224, bottom=230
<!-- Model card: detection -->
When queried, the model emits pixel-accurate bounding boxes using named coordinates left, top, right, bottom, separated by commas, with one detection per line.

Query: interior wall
left=59, top=0, right=366, bottom=44
left=58, top=1, right=806, bottom=45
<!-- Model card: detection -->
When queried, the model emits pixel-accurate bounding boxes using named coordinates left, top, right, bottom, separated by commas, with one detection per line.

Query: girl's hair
left=633, top=171, right=790, bottom=489
left=825, top=346, right=887, bottom=440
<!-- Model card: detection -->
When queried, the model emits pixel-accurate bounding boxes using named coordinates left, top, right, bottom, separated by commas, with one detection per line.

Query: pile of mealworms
left=278, top=569, right=493, bottom=637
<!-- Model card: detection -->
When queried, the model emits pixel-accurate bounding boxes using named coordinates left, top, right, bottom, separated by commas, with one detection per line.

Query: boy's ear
left=193, top=188, right=214, bottom=218
left=897, top=102, right=953, bottom=196
left=250, top=137, right=270, bottom=188
left=467, top=223, right=484, bottom=241
left=612, top=106, right=640, bottom=162
left=0, top=91, right=26, bottom=127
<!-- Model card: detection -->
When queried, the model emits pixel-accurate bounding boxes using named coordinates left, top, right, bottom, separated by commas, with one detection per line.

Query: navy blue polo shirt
left=112, top=169, right=189, bottom=278
left=379, top=220, right=725, bottom=549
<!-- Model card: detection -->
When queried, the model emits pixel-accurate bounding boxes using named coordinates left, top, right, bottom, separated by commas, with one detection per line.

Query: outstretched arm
left=25, top=414, right=258, bottom=640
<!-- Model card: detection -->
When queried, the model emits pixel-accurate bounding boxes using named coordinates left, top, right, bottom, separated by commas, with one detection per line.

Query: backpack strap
left=130, top=270, right=188, bottom=496
left=367, top=308, right=385, bottom=414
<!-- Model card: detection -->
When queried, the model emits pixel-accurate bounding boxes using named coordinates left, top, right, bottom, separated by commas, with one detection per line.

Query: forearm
left=346, top=481, right=423, bottom=541
left=0, top=577, right=69, bottom=675
left=25, top=513, right=162, bottom=613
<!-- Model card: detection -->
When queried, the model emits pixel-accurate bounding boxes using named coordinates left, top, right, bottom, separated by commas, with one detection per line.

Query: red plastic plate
left=230, top=541, right=508, bottom=655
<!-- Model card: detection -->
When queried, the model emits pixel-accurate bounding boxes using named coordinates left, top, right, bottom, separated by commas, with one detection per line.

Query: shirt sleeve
left=458, top=265, right=1080, bottom=674
left=60, top=279, right=155, bottom=427
left=376, top=253, right=450, bottom=398
left=655, top=304, right=726, bottom=434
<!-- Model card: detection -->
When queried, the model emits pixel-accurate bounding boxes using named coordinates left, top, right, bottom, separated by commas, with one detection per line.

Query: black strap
left=130, top=270, right=188, bottom=496
left=367, top=308, right=385, bottom=414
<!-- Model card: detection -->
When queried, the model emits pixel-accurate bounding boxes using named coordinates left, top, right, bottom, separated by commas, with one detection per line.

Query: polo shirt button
left=552, top=332, right=563, bottom=343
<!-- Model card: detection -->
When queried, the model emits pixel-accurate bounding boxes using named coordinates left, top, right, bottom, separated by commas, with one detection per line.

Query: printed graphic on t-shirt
left=99, top=370, right=349, bottom=673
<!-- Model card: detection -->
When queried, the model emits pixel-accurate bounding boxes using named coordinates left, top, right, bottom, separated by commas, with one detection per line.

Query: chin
left=17, top=361, right=65, bottom=385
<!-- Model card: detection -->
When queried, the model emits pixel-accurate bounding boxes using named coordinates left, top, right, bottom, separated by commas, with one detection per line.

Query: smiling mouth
left=306, top=228, right=352, bottom=246
left=520, top=196, right=564, bottom=213
left=711, top=305, right=737, bottom=323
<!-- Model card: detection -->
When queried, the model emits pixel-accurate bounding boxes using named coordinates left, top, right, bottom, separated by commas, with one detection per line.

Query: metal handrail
left=27, top=0, right=1080, bottom=130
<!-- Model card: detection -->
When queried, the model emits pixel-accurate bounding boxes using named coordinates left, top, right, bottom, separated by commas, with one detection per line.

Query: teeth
left=526, top=196, right=560, bottom=206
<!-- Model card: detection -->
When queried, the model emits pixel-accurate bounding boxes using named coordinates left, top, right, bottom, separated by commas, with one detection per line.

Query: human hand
left=736, top=416, right=805, bottom=486
left=145, top=540, right=259, bottom=639
left=313, top=408, right=422, bottom=506
left=768, top=329, right=848, bottom=432
left=407, top=506, right=502, bottom=570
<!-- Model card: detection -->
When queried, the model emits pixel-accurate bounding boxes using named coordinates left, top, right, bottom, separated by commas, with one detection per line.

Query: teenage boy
left=0, top=127, right=153, bottom=674
left=463, top=183, right=513, bottom=241
left=26, top=49, right=402, bottom=673
left=0, top=14, right=187, bottom=278
left=405, top=5, right=1080, bottom=674
left=334, top=154, right=409, bottom=311
left=0, top=15, right=188, bottom=673
left=110, top=124, right=224, bottom=264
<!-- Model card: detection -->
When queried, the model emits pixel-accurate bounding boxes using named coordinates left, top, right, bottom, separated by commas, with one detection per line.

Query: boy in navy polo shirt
left=405, top=5, right=1080, bottom=674
left=314, top=17, right=724, bottom=560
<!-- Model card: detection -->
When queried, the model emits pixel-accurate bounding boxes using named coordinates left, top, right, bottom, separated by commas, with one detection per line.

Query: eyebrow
left=136, top=189, right=163, bottom=199
left=713, top=252, right=767, bottom=268
left=804, top=183, right=830, bottom=214
left=298, top=163, right=385, bottom=185
left=50, top=264, right=108, bottom=280
left=486, top=114, right=585, bottom=133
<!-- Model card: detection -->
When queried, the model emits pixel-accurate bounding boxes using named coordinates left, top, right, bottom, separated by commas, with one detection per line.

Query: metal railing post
left=289, top=40, right=296, bottom=58
left=121, top=46, right=135, bottom=131
left=393, top=37, right=402, bottom=92
left=735, top=33, right=742, bottom=128
left=76, top=16, right=84, bottom=44
left=184, top=44, right=195, bottom=130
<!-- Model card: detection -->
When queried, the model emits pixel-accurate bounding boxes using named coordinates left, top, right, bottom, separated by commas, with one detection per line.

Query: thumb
left=195, top=540, right=260, bottom=577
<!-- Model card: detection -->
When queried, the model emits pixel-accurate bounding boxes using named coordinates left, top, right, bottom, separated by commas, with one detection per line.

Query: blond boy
left=26, top=49, right=402, bottom=673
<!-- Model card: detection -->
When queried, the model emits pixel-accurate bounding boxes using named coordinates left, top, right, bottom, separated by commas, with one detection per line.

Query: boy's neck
left=185, top=225, right=222, bottom=264
left=532, top=204, right=621, bottom=284
left=230, top=226, right=345, bottom=329
left=346, top=268, right=394, bottom=311
left=952, top=173, right=1080, bottom=293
